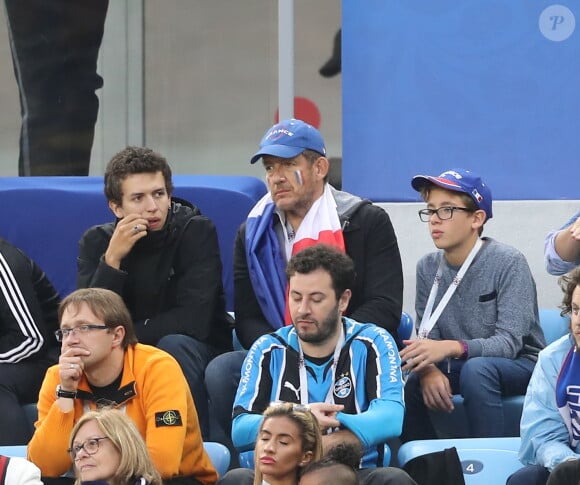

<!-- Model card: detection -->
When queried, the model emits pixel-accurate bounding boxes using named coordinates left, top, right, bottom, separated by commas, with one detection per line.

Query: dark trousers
left=506, top=464, right=550, bottom=485
left=157, top=334, right=224, bottom=440
left=0, top=356, right=54, bottom=445
left=204, top=350, right=246, bottom=461
left=4, top=0, right=109, bottom=176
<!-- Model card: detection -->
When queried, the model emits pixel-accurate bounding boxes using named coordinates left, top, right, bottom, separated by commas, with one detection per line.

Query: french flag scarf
left=556, top=345, right=580, bottom=447
left=245, top=184, right=345, bottom=329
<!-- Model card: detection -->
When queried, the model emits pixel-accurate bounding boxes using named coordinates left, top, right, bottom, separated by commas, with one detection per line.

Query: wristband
left=56, top=385, right=77, bottom=399
left=458, top=340, right=469, bottom=360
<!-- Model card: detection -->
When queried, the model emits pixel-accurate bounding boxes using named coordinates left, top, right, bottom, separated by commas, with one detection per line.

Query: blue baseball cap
left=411, top=168, right=493, bottom=220
left=250, top=119, right=326, bottom=164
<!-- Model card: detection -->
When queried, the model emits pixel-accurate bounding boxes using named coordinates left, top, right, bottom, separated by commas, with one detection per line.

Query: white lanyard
left=417, top=239, right=483, bottom=339
left=297, top=324, right=345, bottom=405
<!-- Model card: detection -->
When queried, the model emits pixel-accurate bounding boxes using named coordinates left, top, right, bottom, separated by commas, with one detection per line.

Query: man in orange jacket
left=28, top=287, right=217, bottom=485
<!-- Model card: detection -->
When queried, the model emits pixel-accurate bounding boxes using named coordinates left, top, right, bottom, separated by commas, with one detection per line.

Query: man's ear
left=111, top=325, right=126, bottom=348
left=108, top=200, right=124, bottom=219
left=339, top=289, right=352, bottom=313
left=314, top=156, right=330, bottom=180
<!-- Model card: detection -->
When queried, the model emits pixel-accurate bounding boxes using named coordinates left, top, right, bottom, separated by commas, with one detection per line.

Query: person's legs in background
left=4, top=0, right=109, bottom=176
left=0, top=358, right=52, bottom=445
left=506, top=464, right=550, bottom=485
left=157, top=334, right=222, bottom=440
left=401, top=360, right=463, bottom=442
left=205, top=350, right=246, bottom=467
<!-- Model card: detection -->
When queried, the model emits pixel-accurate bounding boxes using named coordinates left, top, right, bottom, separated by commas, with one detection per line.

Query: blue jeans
left=402, top=356, right=536, bottom=441
left=205, top=350, right=247, bottom=458
left=506, top=464, right=550, bottom=485
left=157, top=334, right=222, bottom=440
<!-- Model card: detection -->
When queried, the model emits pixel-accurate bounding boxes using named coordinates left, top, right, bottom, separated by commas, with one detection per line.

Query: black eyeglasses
left=68, top=437, right=109, bottom=460
left=54, top=325, right=110, bottom=342
left=418, top=206, right=472, bottom=222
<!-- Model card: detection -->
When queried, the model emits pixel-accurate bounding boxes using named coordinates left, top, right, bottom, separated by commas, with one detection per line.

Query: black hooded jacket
left=77, top=198, right=232, bottom=350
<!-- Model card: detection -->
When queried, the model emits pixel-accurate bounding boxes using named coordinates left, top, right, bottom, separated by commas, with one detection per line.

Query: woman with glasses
left=68, top=408, right=162, bottom=485
left=218, top=402, right=322, bottom=485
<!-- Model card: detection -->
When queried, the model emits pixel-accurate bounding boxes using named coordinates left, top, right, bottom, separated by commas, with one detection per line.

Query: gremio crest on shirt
left=333, top=374, right=352, bottom=399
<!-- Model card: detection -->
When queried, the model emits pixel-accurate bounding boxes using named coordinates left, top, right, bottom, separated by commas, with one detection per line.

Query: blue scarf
left=245, top=187, right=345, bottom=330
left=245, top=196, right=287, bottom=329
left=556, top=345, right=580, bottom=447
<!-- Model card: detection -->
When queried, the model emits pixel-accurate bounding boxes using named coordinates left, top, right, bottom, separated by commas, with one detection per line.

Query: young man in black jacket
left=77, top=146, right=232, bottom=438
left=205, top=119, right=403, bottom=448
left=0, top=238, right=60, bottom=445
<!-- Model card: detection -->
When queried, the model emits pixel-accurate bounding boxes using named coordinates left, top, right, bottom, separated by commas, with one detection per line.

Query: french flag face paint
left=294, top=170, right=303, bottom=186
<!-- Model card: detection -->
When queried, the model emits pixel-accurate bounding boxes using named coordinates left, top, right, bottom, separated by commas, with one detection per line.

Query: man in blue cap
left=400, top=168, right=545, bottom=441
left=205, top=119, right=404, bottom=450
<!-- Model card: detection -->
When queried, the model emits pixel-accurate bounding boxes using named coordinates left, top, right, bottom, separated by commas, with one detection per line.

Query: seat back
left=1, top=175, right=267, bottom=310
left=0, top=446, right=27, bottom=458
left=398, top=311, right=414, bottom=344
left=539, top=308, right=569, bottom=345
left=203, top=441, right=230, bottom=477
left=398, top=437, right=522, bottom=485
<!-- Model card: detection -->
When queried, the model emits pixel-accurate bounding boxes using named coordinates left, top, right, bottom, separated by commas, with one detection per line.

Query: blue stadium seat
left=0, top=445, right=27, bottom=458
left=398, top=437, right=522, bottom=485
left=429, top=309, right=569, bottom=438
left=538, top=308, right=569, bottom=346
left=203, top=441, right=230, bottom=478
left=398, top=311, right=414, bottom=345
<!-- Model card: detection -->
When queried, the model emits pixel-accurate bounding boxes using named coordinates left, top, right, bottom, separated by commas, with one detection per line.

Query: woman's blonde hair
left=69, top=408, right=162, bottom=485
left=253, top=402, right=323, bottom=485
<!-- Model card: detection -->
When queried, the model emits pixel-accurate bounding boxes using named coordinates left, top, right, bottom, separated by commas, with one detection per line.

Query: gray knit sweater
left=415, top=237, right=546, bottom=359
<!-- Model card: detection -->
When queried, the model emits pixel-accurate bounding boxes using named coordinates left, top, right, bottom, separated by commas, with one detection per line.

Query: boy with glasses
left=400, top=168, right=545, bottom=441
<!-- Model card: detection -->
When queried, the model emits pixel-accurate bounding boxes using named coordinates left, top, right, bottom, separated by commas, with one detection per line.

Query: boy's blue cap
left=411, top=168, right=493, bottom=220
left=250, top=119, right=326, bottom=164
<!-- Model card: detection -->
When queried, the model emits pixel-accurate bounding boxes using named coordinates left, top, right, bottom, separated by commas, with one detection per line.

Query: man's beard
left=295, top=303, right=341, bottom=345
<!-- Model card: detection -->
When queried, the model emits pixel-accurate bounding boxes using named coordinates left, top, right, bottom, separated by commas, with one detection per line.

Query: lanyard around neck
left=297, top=323, right=345, bottom=405
left=417, top=238, right=483, bottom=339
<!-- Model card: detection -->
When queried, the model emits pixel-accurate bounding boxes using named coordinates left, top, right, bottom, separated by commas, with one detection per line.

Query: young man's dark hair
left=104, top=146, right=174, bottom=206
left=286, top=244, right=355, bottom=301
